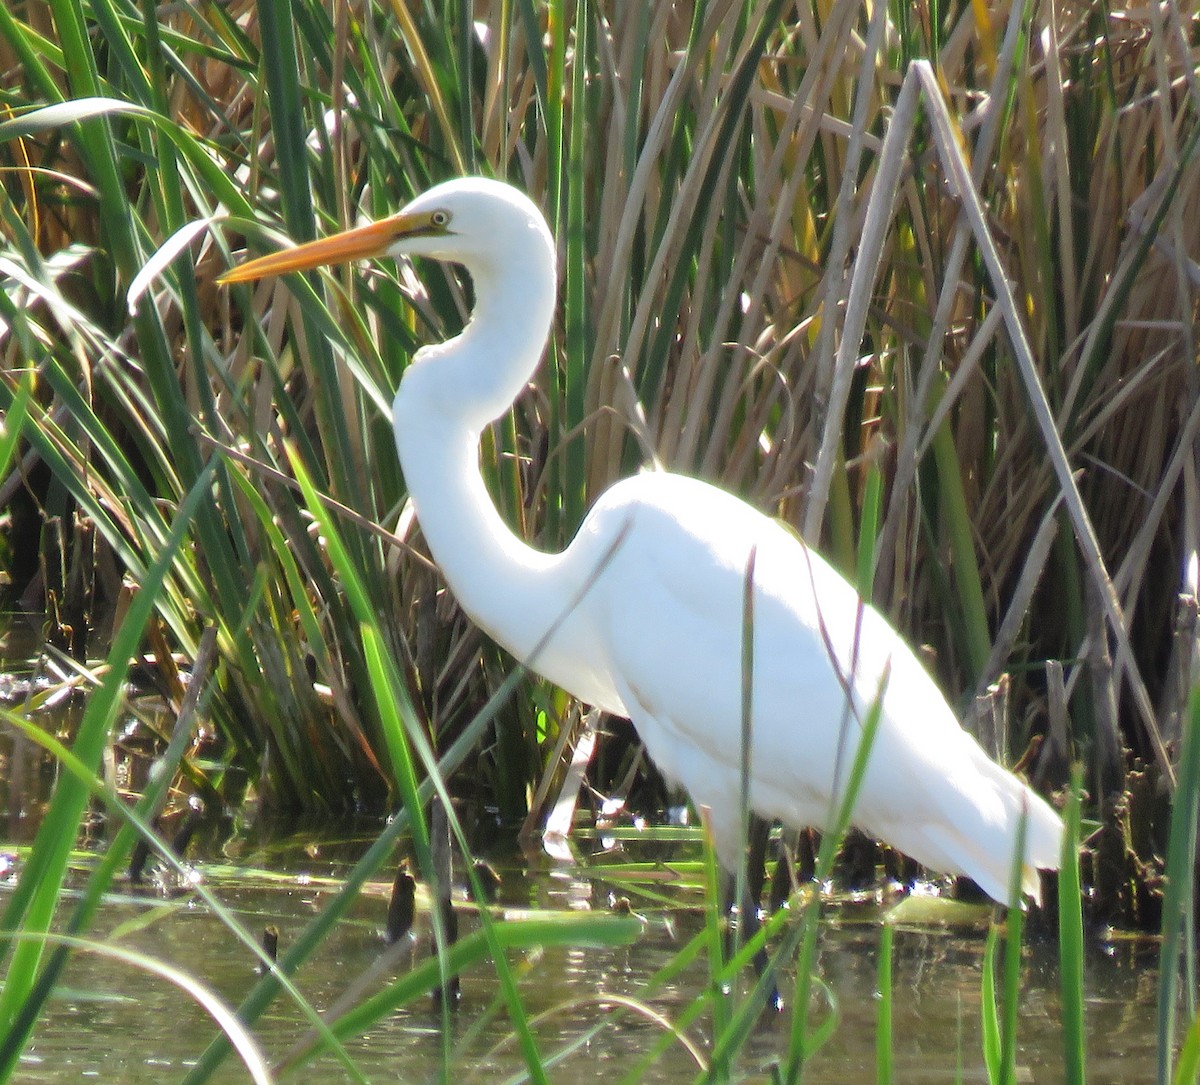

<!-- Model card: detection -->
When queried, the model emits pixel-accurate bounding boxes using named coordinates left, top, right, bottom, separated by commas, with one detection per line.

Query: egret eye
left=430, top=210, right=450, bottom=228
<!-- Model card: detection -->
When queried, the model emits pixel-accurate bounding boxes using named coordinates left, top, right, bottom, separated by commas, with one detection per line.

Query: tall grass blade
left=877, top=921, right=894, bottom=1085
left=998, top=891, right=1024, bottom=1085
left=0, top=96, right=155, bottom=136
left=0, top=378, right=30, bottom=475
left=288, top=914, right=641, bottom=1071
left=1158, top=684, right=1200, bottom=1084
left=0, top=699, right=361, bottom=1083
left=701, top=811, right=732, bottom=1060
left=707, top=911, right=803, bottom=1075
left=256, top=0, right=316, bottom=242
left=981, top=924, right=1001, bottom=1084
left=559, top=0, right=590, bottom=536
left=289, top=449, right=558, bottom=1084
left=784, top=659, right=889, bottom=1083
left=1174, top=1011, right=1200, bottom=1085
left=0, top=460, right=215, bottom=1072
left=856, top=457, right=884, bottom=598
left=1058, top=767, right=1087, bottom=1085
left=7, top=934, right=272, bottom=1085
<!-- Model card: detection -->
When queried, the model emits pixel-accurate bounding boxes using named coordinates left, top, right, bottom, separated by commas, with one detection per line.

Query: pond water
left=1, top=826, right=1161, bottom=1084
left=0, top=624, right=1164, bottom=1083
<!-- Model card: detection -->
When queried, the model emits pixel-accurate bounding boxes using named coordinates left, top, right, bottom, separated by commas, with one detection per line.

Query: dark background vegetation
left=1, top=0, right=1198, bottom=928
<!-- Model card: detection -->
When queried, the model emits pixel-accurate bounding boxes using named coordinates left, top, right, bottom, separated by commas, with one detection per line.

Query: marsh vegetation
left=0, top=0, right=1198, bottom=1080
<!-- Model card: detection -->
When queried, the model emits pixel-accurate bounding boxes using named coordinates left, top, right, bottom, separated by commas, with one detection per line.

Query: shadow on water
left=0, top=816, right=1161, bottom=1084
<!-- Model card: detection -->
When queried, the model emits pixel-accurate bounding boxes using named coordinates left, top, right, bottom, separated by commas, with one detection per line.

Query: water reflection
left=1, top=828, right=1160, bottom=1084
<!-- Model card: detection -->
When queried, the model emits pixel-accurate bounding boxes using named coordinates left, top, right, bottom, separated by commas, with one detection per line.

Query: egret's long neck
left=392, top=238, right=561, bottom=659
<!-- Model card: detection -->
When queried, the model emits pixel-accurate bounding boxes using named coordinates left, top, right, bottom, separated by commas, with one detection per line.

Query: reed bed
left=0, top=0, right=1198, bottom=1080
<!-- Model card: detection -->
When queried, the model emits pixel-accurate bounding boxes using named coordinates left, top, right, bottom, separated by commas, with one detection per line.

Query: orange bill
left=219, top=211, right=428, bottom=284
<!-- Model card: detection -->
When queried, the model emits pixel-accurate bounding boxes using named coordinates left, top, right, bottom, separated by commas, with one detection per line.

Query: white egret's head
left=220, top=176, right=553, bottom=283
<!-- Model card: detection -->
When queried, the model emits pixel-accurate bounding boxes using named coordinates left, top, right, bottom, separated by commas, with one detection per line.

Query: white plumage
left=224, top=176, right=1063, bottom=903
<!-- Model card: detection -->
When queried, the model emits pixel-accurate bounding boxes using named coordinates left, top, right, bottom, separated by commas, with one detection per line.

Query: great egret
left=222, top=177, right=1063, bottom=904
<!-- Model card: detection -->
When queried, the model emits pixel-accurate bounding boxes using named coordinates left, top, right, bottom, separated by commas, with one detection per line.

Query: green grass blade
left=291, top=914, right=641, bottom=1069
left=981, top=923, right=1001, bottom=1084
left=706, top=908, right=805, bottom=1081
left=877, top=921, right=894, bottom=1085
left=702, top=812, right=732, bottom=1072
left=1058, top=767, right=1086, bottom=1085
left=290, top=447, right=554, bottom=1084
left=1173, top=1010, right=1200, bottom=1085
left=558, top=0, right=590, bottom=537
left=999, top=902, right=1023, bottom=1085
left=181, top=807, right=415, bottom=1083
left=256, top=0, right=316, bottom=242
left=0, top=459, right=215, bottom=1065
left=784, top=657, right=889, bottom=1083
left=0, top=704, right=366, bottom=1084
left=856, top=456, right=885, bottom=598
left=0, top=377, right=30, bottom=476
left=931, top=420, right=991, bottom=683
left=1158, top=684, right=1200, bottom=1084
left=6, top=933, right=271, bottom=1085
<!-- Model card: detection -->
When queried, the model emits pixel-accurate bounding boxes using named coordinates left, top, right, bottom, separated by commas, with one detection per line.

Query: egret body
left=223, top=177, right=1063, bottom=903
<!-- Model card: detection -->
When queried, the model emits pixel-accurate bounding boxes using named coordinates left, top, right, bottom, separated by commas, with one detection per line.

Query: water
left=0, top=633, right=1162, bottom=1083
left=1, top=830, right=1161, bottom=1084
